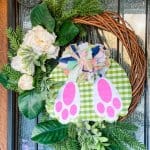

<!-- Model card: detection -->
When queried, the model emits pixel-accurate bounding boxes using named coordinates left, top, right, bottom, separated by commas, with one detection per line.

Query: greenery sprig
left=103, top=122, right=146, bottom=150
left=77, top=121, right=110, bottom=150
left=7, top=26, right=24, bottom=59
left=0, top=65, right=21, bottom=92
left=44, top=0, right=104, bottom=24
left=31, top=121, right=146, bottom=150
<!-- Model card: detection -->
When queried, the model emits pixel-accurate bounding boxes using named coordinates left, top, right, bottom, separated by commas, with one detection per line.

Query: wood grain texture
left=0, top=0, right=8, bottom=150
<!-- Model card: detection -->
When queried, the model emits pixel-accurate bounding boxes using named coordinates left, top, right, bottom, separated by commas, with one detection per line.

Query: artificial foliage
left=77, top=122, right=110, bottom=150
left=31, top=120, right=69, bottom=144
left=31, top=3, right=55, bottom=33
left=103, top=122, right=146, bottom=150
left=18, top=90, right=45, bottom=119
left=0, top=65, right=21, bottom=92
left=0, top=0, right=146, bottom=150
left=31, top=120, right=146, bottom=150
left=44, top=0, right=104, bottom=26
left=54, top=124, right=80, bottom=150
left=55, top=138, right=80, bottom=150
left=7, top=26, right=24, bottom=59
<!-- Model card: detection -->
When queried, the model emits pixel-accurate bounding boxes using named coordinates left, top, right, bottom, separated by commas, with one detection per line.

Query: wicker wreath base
left=74, top=11, right=146, bottom=120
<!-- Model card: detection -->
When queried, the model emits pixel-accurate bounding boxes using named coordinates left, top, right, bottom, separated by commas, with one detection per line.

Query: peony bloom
left=11, top=56, right=35, bottom=75
left=22, top=25, right=59, bottom=59
left=18, top=74, right=34, bottom=90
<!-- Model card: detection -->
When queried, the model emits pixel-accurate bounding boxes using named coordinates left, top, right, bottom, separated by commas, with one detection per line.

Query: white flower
left=22, top=25, right=59, bottom=58
left=11, top=56, right=24, bottom=72
left=47, top=45, right=60, bottom=59
left=18, top=74, right=34, bottom=90
left=11, top=56, right=35, bottom=75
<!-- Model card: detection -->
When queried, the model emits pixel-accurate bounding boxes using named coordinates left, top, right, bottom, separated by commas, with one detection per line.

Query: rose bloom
left=18, top=74, right=34, bottom=90
left=22, top=25, right=59, bottom=59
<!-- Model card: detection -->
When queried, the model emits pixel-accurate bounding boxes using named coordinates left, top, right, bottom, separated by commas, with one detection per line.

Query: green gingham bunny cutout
left=46, top=42, right=132, bottom=124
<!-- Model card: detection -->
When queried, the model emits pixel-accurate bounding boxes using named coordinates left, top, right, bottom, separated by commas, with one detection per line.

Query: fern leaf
left=7, top=28, right=20, bottom=50
left=73, top=0, right=104, bottom=16
left=16, top=26, right=24, bottom=44
left=109, top=130, right=129, bottom=150
left=103, top=122, right=146, bottom=150
left=44, top=0, right=104, bottom=27
left=107, top=122, right=138, bottom=134
left=115, top=128, right=146, bottom=150
left=68, top=123, right=77, bottom=139
left=66, top=139, right=80, bottom=150
left=1, top=64, right=21, bottom=91
left=44, top=0, right=60, bottom=17
left=55, top=138, right=80, bottom=150
left=7, top=26, right=24, bottom=59
left=54, top=123, right=79, bottom=150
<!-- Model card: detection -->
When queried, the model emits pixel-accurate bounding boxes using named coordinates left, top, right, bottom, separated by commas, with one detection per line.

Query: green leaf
left=0, top=65, right=22, bottom=92
left=56, top=21, right=79, bottom=46
left=31, top=120, right=68, bottom=144
left=18, top=90, right=45, bottom=119
left=31, top=3, right=55, bottom=33
left=0, top=73, right=8, bottom=87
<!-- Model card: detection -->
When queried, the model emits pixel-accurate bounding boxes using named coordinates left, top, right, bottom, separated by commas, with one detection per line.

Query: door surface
left=6, top=0, right=150, bottom=150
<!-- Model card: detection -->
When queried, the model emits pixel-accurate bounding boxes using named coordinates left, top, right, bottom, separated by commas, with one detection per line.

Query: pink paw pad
left=93, top=77, right=122, bottom=122
left=54, top=81, right=80, bottom=124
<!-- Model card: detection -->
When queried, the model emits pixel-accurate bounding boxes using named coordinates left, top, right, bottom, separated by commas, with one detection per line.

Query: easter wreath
left=0, top=0, right=146, bottom=150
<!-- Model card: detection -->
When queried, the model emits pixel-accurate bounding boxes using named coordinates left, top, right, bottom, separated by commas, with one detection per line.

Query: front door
left=1, top=0, right=150, bottom=150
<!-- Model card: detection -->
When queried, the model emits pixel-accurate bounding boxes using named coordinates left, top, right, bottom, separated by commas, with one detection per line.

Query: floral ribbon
left=59, top=43, right=110, bottom=80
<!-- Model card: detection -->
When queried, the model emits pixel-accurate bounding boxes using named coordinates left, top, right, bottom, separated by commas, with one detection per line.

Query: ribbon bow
left=59, top=43, right=110, bottom=77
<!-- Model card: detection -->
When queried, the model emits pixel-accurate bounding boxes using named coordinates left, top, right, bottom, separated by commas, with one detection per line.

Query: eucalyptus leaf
left=56, top=21, right=79, bottom=46
left=31, top=3, right=55, bottom=33
left=31, top=120, right=68, bottom=144
left=18, top=90, right=45, bottom=119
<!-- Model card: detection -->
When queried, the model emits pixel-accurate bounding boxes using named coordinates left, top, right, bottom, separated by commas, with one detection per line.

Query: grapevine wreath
left=0, top=0, right=147, bottom=150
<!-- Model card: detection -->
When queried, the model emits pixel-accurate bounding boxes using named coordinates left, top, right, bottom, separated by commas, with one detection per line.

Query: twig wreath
left=0, top=0, right=146, bottom=149
left=74, top=11, right=146, bottom=120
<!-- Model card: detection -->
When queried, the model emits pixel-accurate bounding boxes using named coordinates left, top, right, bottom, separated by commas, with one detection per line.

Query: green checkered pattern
left=46, top=59, right=132, bottom=122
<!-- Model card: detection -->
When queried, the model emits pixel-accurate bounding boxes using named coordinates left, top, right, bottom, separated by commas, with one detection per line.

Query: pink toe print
left=54, top=81, right=80, bottom=124
left=70, top=105, right=78, bottom=116
left=62, top=109, right=69, bottom=120
left=63, top=82, right=75, bottom=105
left=107, top=106, right=115, bottom=118
left=97, top=79, right=112, bottom=103
left=93, top=77, right=122, bottom=122
left=97, top=102, right=105, bottom=113
left=55, top=101, right=62, bottom=112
